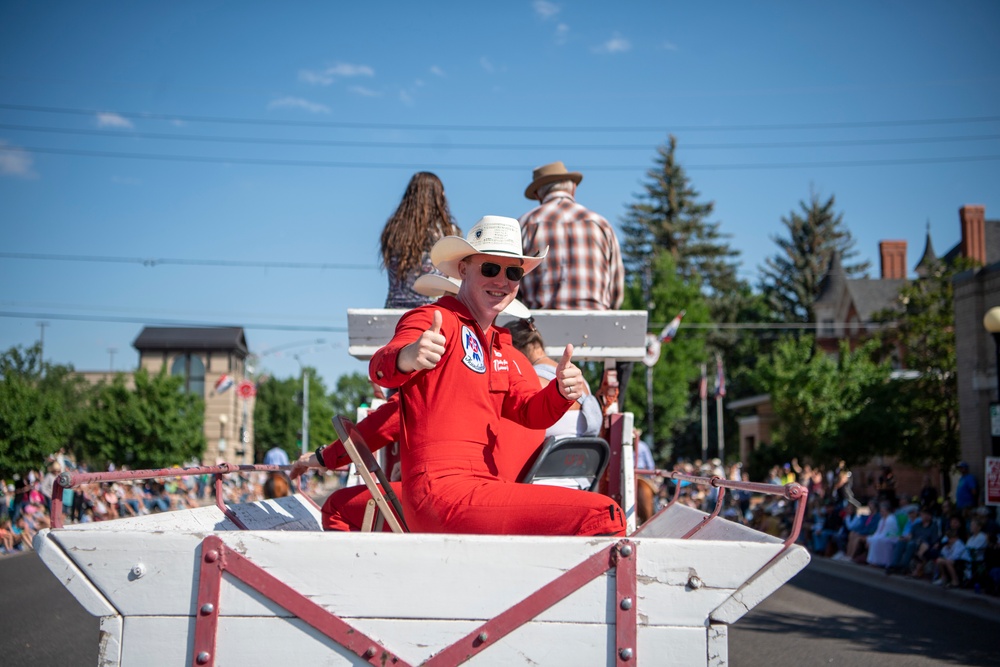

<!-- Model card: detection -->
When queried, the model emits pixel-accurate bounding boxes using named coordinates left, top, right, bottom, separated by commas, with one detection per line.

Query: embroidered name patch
left=461, top=325, right=486, bottom=373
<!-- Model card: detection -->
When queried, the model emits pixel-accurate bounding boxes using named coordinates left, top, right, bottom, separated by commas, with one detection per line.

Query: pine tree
left=620, top=135, right=741, bottom=298
left=759, top=191, right=869, bottom=323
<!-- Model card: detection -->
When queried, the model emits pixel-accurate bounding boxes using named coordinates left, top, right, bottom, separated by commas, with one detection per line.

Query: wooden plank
left=348, top=308, right=648, bottom=361
left=49, top=530, right=785, bottom=627
left=710, top=545, right=811, bottom=624
left=118, top=616, right=709, bottom=666
left=33, top=529, right=118, bottom=618
left=98, top=615, right=124, bottom=667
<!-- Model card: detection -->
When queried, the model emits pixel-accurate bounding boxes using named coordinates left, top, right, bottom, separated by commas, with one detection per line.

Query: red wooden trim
left=190, top=536, right=636, bottom=666
left=51, top=479, right=65, bottom=529
left=422, top=541, right=628, bottom=666
left=615, top=541, right=637, bottom=664
left=192, top=535, right=410, bottom=667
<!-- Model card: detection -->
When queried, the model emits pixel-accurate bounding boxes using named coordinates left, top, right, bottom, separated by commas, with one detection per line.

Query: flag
left=214, top=374, right=234, bottom=395
left=699, top=364, right=708, bottom=401
left=714, top=355, right=726, bottom=399
left=659, top=309, right=686, bottom=343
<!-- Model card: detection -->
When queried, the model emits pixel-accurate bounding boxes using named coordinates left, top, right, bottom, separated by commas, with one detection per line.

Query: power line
left=0, top=311, right=348, bottom=333
left=2, top=122, right=998, bottom=151
left=3, top=144, right=999, bottom=170
left=3, top=102, right=999, bottom=133
left=0, top=251, right=378, bottom=271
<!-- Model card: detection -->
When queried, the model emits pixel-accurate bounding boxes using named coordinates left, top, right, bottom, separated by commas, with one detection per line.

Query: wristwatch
left=314, top=445, right=327, bottom=468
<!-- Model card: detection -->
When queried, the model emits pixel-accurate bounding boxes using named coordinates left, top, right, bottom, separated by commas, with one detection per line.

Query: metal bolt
left=196, top=651, right=211, bottom=664
left=205, top=550, right=219, bottom=563
left=477, top=631, right=489, bottom=643
left=619, top=544, right=633, bottom=557
left=131, top=563, right=146, bottom=578
left=620, top=597, right=633, bottom=611
left=363, top=647, right=376, bottom=658
left=200, top=603, right=215, bottom=615
left=619, top=647, right=633, bottom=661
left=688, top=576, right=703, bottom=590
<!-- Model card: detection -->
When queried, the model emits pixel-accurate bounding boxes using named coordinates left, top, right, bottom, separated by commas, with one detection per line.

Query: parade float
left=33, top=309, right=809, bottom=666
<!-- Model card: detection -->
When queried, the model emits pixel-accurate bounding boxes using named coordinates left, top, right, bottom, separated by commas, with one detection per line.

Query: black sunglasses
left=479, top=262, right=524, bottom=282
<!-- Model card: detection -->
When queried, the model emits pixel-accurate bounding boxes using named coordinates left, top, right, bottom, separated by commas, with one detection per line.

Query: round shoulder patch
left=460, top=325, right=486, bottom=374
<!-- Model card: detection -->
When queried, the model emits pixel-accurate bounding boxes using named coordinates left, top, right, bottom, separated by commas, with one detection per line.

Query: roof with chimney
left=133, top=327, right=249, bottom=357
left=941, top=219, right=1000, bottom=266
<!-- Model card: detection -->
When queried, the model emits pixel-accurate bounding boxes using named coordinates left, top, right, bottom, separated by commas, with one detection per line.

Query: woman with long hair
left=380, top=172, right=460, bottom=308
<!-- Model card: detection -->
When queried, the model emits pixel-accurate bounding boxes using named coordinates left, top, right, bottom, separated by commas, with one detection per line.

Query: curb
left=807, top=555, right=1000, bottom=623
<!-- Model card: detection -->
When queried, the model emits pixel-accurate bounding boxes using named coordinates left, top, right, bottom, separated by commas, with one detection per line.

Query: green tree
left=621, top=253, right=710, bottom=462
left=253, top=369, right=336, bottom=461
left=0, top=344, right=90, bottom=478
left=872, top=259, right=968, bottom=470
left=752, top=336, right=894, bottom=468
left=329, top=372, right=376, bottom=417
left=76, top=369, right=205, bottom=469
left=759, top=191, right=869, bottom=323
left=620, top=134, right=741, bottom=298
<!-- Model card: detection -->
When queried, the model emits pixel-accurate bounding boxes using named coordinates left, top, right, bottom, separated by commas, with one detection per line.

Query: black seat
left=518, top=436, right=610, bottom=493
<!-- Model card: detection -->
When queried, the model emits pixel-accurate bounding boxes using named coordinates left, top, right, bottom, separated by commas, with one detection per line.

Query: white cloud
left=430, top=65, right=446, bottom=77
left=593, top=32, right=631, bottom=54
left=111, top=175, right=141, bottom=186
left=96, top=112, right=134, bottom=128
left=399, top=90, right=413, bottom=105
left=660, top=40, right=678, bottom=51
left=534, top=0, right=560, bottom=19
left=555, top=23, right=570, bottom=45
left=299, top=62, right=375, bottom=86
left=349, top=86, right=382, bottom=98
left=267, top=97, right=331, bottom=113
left=0, top=141, right=37, bottom=178
left=480, top=56, right=495, bottom=73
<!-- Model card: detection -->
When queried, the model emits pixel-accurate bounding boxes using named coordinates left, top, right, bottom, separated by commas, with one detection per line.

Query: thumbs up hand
left=398, top=310, right=447, bottom=373
left=555, top=344, right=584, bottom=401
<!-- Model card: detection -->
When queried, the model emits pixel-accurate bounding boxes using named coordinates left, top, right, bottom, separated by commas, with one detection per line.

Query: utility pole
left=108, top=347, right=118, bottom=372
left=36, top=321, right=49, bottom=371
left=301, top=368, right=310, bottom=456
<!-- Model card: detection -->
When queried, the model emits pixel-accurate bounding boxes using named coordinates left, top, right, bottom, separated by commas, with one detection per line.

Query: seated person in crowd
left=888, top=506, right=940, bottom=576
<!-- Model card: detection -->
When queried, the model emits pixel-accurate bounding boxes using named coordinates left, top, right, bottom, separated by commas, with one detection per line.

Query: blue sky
left=1, top=1, right=999, bottom=388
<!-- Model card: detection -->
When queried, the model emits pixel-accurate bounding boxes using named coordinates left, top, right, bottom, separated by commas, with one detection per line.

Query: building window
left=821, top=319, right=835, bottom=336
left=171, top=354, right=206, bottom=396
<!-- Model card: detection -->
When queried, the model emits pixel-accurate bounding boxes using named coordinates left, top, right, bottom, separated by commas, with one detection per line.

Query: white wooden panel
left=633, top=503, right=707, bottom=538
left=98, top=615, right=123, bottom=667
left=708, top=623, right=728, bottom=667
left=34, top=529, right=118, bottom=617
left=119, top=616, right=708, bottom=667
left=50, top=530, right=785, bottom=628
left=710, top=545, right=811, bottom=624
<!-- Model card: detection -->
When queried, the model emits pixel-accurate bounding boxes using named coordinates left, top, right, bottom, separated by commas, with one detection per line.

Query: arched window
left=171, top=354, right=206, bottom=396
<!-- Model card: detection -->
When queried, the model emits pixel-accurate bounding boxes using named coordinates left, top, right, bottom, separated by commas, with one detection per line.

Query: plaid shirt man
left=518, top=190, right=625, bottom=310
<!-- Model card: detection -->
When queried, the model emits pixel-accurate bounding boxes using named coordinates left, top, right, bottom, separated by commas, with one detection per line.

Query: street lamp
left=983, top=307, right=1000, bottom=455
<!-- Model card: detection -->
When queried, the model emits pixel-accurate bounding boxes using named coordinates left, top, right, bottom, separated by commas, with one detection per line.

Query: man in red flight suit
left=290, top=347, right=547, bottom=531
left=369, top=215, right=625, bottom=536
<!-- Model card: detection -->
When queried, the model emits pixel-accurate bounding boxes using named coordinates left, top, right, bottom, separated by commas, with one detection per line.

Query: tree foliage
left=752, top=336, right=895, bottom=469
left=872, top=259, right=966, bottom=469
left=620, top=134, right=741, bottom=299
left=253, top=368, right=337, bottom=461
left=0, top=344, right=90, bottom=478
left=76, top=369, right=205, bottom=470
left=621, top=253, right=709, bottom=462
left=759, top=191, right=869, bottom=323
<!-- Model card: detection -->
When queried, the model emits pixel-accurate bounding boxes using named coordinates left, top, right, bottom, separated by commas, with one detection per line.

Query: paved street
left=2, top=550, right=997, bottom=666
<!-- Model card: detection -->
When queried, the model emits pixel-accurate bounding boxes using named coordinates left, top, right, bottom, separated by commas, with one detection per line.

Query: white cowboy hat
left=430, top=215, right=547, bottom=280
left=413, top=273, right=531, bottom=319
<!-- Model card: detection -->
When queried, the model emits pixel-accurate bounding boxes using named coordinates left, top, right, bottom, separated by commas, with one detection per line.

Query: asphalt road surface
left=2, top=551, right=996, bottom=666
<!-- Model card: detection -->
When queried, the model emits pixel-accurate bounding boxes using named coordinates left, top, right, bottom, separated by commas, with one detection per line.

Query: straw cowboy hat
left=431, top=215, right=547, bottom=280
left=524, top=161, right=583, bottom=200
left=413, top=274, right=531, bottom=319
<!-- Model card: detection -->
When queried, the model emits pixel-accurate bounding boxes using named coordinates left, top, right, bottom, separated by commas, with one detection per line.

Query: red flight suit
left=369, top=296, right=625, bottom=536
left=318, top=350, right=547, bottom=531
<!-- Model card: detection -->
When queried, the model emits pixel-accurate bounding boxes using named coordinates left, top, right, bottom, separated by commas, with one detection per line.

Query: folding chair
left=518, top=436, right=611, bottom=493
left=332, top=416, right=409, bottom=533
